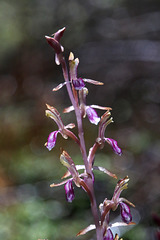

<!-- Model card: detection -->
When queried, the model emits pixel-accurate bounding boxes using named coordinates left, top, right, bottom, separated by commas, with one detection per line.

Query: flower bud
left=64, top=180, right=75, bottom=202
left=119, top=202, right=132, bottom=224
left=45, top=36, right=61, bottom=54
left=103, top=229, right=114, bottom=240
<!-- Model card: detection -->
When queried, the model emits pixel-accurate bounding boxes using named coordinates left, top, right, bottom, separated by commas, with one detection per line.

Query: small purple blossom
left=46, top=130, right=59, bottom=151
left=103, top=229, right=114, bottom=240
left=86, top=106, right=100, bottom=125
left=45, top=104, right=78, bottom=151
left=64, top=180, right=75, bottom=202
left=119, top=202, right=132, bottom=224
left=72, top=78, right=85, bottom=90
left=97, top=111, right=122, bottom=155
left=106, top=138, right=122, bottom=156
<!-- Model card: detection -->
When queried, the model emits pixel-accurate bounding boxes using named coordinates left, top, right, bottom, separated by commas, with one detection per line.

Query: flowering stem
left=60, top=57, right=90, bottom=173
left=60, top=56, right=102, bottom=240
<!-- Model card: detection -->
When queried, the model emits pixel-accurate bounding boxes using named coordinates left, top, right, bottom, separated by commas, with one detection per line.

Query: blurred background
left=0, top=0, right=160, bottom=239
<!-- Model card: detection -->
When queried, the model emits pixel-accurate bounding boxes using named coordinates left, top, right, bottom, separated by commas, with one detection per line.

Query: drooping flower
left=96, top=111, right=122, bottom=155
left=64, top=87, right=111, bottom=125
left=119, top=202, right=132, bottom=224
left=45, top=104, right=79, bottom=151
left=64, top=180, right=75, bottom=202
left=50, top=150, right=93, bottom=203
left=103, top=229, right=114, bottom=240
left=85, top=106, right=100, bottom=125
left=106, top=138, right=122, bottom=155
left=46, top=130, right=59, bottom=151
left=101, top=176, right=135, bottom=225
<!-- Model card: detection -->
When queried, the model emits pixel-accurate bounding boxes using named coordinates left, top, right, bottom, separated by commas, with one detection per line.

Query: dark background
left=0, top=0, right=160, bottom=239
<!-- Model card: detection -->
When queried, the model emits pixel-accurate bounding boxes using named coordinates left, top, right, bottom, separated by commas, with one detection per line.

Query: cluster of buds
left=44, top=27, right=135, bottom=240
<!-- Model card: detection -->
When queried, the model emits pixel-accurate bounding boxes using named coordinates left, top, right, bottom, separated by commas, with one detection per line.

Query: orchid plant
left=45, top=27, right=135, bottom=240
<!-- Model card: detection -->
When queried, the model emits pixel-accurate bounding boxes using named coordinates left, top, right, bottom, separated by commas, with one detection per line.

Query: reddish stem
left=60, top=56, right=103, bottom=240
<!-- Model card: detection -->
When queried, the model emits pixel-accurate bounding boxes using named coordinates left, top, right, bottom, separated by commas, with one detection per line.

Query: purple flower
left=86, top=106, right=100, bottom=125
left=111, top=177, right=134, bottom=222
left=105, top=138, right=122, bottom=156
left=64, top=87, right=110, bottom=125
left=97, top=111, right=122, bottom=155
left=50, top=150, right=94, bottom=204
left=46, top=130, right=59, bottom=151
left=72, top=78, right=85, bottom=90
left=64, top=180, right=75, bottom=202
left=52, top=52, right=104, bottom=92
left=101, top=177, right=135, bottom=226
left=45, top=104, right=78, bottom=151
left=119, top=202, right=132, bottom=224
left=103, top=229, right=114, bottom=240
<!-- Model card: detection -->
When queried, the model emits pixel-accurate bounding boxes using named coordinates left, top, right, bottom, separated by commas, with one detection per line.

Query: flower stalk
left=44, top=27, right=135, bottom=240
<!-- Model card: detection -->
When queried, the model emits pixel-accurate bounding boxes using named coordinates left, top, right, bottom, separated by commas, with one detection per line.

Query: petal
left=119, top=202, right=132, bottom=224
left=90, top=105, right=112, bottom=111
left=101, top=202, right=115, bottom=224
left=104, top=229, right=114, bottom=240
left=64, top=180, right=75, bottom=202
left=76, top=224, right=96, bottom=236
left=83, top=78, right=104, bottom=85
left=72, top=78, right=85, bottom=90
left=46, top=104, right=64, bottom=129
left=93, top=166, right=117, bottom=179
left=60, top=150, right=80, bottom=186
left=55, top=53, right=60, bottom=65
left=52, top=82, right=67, bottom=91
left=110, top=221, right=135, bottom=228
left=69, top=53, right=79, bottom=80
left=46, top=131, right=59, bottom=151
left=112, top=176, right=129, bottom=203
left=53, top=27, right=65, bottom=42
left=119, top=197, right=135, bottom=208
left=65, top=123, right=75, bottom=129
left=45, top=36, right=61, bottom=54
left=50, top=178, right=71, bottom=187
left=63, top=106, right=74, bottom=113
left=86, top=106, right=100, bottom=125
left=106, top=138, right=122, bottom=155
left=69, top=52, right=74, bottom=61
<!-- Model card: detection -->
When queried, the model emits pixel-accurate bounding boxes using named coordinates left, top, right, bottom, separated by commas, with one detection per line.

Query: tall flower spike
left=45, top=104, right=79, bottom=151
left=97, top=111, right=122, bottom=155
left=45, top=27, right=65, bottom=65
